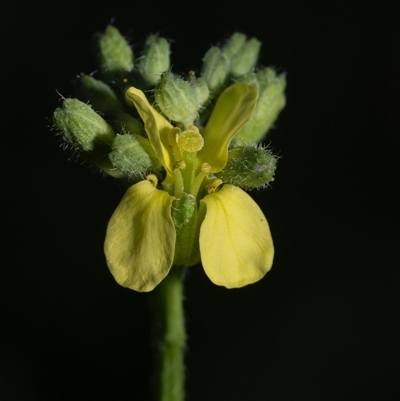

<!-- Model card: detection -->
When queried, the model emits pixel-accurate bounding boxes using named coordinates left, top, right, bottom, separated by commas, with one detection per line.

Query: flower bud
left=85, top=151, right=127, bottom=179
left=109, top=133, right=162, bottom=177
left=53, top=98, right=115, bottom=152
left=188, top=73, right=210, bottom=108
left=107, top=110, right=146, bottom=136
left=222, top=32, right=247, bottom=58
left=155, top=72, right=199, bottom=127
left=200, top=47, right=229, bottom=94
left=222, top=33, right=261, bottom=78
left=97, top=25, right=134, bottom=81
left=235, top=68, right=286, bottom=144
left=234, top=71, right=258, bottom=86
left=215, top=145, right=277, bottom=189
left=75, top=74, right=125, bottom=113
left=137, top=35, right=170, bottom=86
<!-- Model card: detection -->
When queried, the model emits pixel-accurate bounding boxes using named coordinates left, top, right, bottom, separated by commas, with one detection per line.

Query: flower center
left=168, top=125, right=214, bottom=200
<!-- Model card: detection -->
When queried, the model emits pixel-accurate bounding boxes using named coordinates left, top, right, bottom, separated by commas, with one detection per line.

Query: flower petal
left=199, top=184, right=273, bottom=288
left=126, top=87, right=175, bottom=175
left=197, top=83, right=258, bottom=172
left=104, top=180, right=176, bottom=292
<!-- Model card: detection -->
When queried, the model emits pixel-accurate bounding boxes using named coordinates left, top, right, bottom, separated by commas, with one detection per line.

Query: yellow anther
left=200, top=162, right=212, bottom=174
left=207, top=179, right=223, bottom=193
left=168, top=127, right=181, bottom=147
left=174, top=160, right=186, bottom=170
left=146, top=174, right=158, bottom=187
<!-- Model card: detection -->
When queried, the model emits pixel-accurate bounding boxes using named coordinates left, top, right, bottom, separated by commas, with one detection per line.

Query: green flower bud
left=107, top=110, right=145, bottom=136
left=75, top=74, right=125, bottom=113
left=137, top=35, right=170, bottom=86
left=192, top=77, right=210, bottom=108
left=232, top=37, right=261, bottom=76
left=53, top=98, right=115, bottom=152
left=97, top=25, right=134, bottom=81
left=109, top=133, right=162, bottom=177
left=84, top=150, right=127, bottom=179
left=235, top=68, right=286, bottom=144
left=155, top=72, right=199, bottom=127
left=201, top=46, right=229, bottom=94
left=222, top=32, right=247, bottom=59
left=215, top=145, right=277, bottom=189
left=234, top=71, right=258, bottom=86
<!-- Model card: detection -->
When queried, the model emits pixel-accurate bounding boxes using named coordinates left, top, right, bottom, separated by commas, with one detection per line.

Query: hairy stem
left=150, top=266, right=186, bottom=401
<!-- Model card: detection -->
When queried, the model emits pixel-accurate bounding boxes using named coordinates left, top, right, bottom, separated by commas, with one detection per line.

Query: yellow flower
left=104, top=83, right=274, bottom=292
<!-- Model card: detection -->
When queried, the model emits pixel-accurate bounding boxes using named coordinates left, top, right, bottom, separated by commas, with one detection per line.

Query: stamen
left=168, top=127, right=183, bottom=160
left=174, top=160, right=187, bottom=170
left=168, top=127, right=181, bottom=147
left=207, top=179, right=223, bottom=193
left=200, top=162, right=212, bottom=174
left=146, top=174, right=158, bottom=187
left=174, top=168, right=184, bottom=197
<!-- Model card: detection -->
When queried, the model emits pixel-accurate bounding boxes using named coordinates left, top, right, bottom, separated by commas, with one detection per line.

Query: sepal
left=53, top=98, right=115, bottom=152
left=74, top=74, right=125, bottom=113
left=137, top=34, right=170, bottom=86
left=200, top=47, right=230, bottom=94
left=215, top=145, right=277, bottom=189
left=97, top=25, right=134, bottom=81
left=109, top=133, right=162, bottom=178
left=155, top=72, right=199, bottom=128
left=222, top=32, right=261, bottom=78
left=235, top=68, right=286, bottom=143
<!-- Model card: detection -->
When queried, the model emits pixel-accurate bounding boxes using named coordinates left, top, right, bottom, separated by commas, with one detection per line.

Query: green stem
left=150, top=266, right=186, bottom=401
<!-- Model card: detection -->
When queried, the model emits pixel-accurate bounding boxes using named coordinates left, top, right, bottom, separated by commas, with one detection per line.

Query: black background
left=2, top=2, right=399, bottom=400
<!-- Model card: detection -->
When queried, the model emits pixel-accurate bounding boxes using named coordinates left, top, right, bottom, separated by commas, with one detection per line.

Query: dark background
left=2, top=2, right=399, bottom=400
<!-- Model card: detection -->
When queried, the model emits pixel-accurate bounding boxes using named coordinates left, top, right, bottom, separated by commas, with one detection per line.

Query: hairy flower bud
left=137, top=35, right=170, bottom=86
left=109, top=133, right=162, bottom=177
left=235, top=68, right=286, bottom=144
left=75, top=74, right=125, bottom=113
left=155, top=72, right=199, bottom=127
left=107, top=110, right=146, bottom=136
left=222, top=32, right=247, bottom=58
left=223, top=33, right=261, bottom=78
left=97, top=25, right=134, bottom=81
left=215, top=145, right=277, bottom=189
left=188, top=74, right=210, bottom=108
left=201, top=47, right=230, bottom=94
left=53, top=98, right=115, bottom=151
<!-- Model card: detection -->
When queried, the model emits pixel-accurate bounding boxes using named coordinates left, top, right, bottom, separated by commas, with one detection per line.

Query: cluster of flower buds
left=53, top=25, right=286, bottom=189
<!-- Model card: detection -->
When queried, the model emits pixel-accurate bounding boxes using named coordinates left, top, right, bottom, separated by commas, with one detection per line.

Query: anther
left=207, top=179, right=223, bottom=193
left=146, top=174, right=158, bottom=187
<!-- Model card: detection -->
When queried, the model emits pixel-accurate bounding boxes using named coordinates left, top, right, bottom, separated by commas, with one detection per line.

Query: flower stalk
left=150, top=266, right=186, bottom=401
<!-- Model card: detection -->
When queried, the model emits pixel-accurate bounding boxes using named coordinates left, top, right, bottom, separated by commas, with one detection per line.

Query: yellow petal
left=104, top=180, right=176, bottom=292
left=197, top=83, right=258, bottom=172
left=199, top=184, right=273, bottom=288
left=126, top=87, right=175, bottom=175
